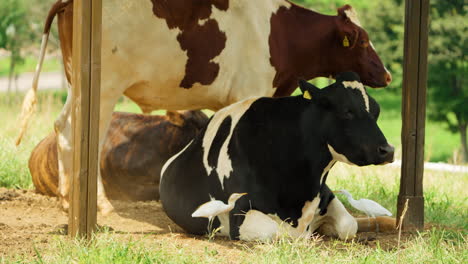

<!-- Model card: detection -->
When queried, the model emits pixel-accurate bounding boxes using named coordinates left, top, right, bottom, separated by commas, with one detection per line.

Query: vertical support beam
left=69, top=0, right=102, bottom=238
left=398, top=0, right=429, bottom=230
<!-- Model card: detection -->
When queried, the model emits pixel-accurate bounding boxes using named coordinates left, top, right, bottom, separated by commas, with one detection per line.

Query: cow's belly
left=101, top=0, right=278, bottom=112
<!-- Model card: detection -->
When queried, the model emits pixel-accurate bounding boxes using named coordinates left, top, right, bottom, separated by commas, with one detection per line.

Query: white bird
left=334, top=189, right=391, bottom=233
left=334, top=190, right=392, bottom=218
left=192, top=193, right=247, bottom=233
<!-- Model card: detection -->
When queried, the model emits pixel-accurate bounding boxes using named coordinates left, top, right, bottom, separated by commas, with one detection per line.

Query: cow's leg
left=228, top=198, right=250, bottom=240
left=55, top=85, right=73, bottom=211
left=316, top=198, right=358, bottom=240
left=95, top=93, right=122, bottom=215
left=54, top=84, right=121, bottom=214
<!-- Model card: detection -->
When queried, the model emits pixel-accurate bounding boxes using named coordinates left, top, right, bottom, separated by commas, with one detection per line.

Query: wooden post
left=398, top=0, right=429, bottom=230
left=69, top=0, right=102, bottom=238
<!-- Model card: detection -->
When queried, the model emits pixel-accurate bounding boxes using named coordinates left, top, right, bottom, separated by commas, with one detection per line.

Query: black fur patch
left=207, top=116, right=232, bottom=169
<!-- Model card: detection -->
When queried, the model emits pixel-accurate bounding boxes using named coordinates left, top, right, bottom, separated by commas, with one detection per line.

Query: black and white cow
left=160, top=72, right=394, bottom=240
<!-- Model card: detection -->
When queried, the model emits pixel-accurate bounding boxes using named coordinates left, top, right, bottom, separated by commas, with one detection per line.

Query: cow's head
left=329, top=5, right=392, bottom=88
left=167, top=110, right=209, bottom=132
left=180, top=110, right=210, bottom=131
left=299, top=72, right=394, bottom=166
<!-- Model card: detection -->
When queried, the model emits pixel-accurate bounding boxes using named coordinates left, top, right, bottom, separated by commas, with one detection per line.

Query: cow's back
left=100, top=112, right=207, bottom=200
left=29, top=111, right=208, bottom=201
left=100, top=0, right=288, bottom=112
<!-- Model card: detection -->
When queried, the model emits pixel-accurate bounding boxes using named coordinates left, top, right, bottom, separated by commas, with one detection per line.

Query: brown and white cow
left=17, top=0, right=391, bottom=213
left=29, top=110, right=208, bottom=201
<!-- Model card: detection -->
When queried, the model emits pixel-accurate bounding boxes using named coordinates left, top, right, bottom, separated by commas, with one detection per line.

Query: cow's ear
left=369, top=96, right=381, bottom=120
left=336, top=5, right=361, bottom=49
left=337, top=5, right=352, bottom=22
left=167, top=111, right=185, bottom=127
left=298, top=79, right=320, bottom=101
left=337, top=5, right=361, bottom=27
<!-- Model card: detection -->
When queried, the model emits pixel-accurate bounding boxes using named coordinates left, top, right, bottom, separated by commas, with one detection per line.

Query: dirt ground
left=0, top=187, right=415, bottom=260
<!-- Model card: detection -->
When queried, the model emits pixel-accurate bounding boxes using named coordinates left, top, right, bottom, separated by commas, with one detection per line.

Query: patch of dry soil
left=0, top=188, right=415, bottom=260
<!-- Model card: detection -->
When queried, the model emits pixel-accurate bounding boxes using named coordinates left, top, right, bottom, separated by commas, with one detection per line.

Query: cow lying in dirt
left=160, top=72, right=394, bottom=240
left=29, top=110, right=208, bottom=201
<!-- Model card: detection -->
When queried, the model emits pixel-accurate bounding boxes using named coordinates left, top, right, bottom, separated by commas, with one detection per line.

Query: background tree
left=427, top=0, right=467, bottom=162
left=0, top=0, right=32, bottom=92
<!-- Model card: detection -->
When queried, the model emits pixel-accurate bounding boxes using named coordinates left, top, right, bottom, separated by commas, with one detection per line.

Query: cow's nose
left=378, top=144, right=394, bottom=162
left=384, top=72, right=392, bottom=85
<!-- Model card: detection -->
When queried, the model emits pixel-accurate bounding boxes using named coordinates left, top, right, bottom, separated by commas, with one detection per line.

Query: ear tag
left=303, top=90, right=312, bottom=100
left=343, top=36, right=350, bottom=47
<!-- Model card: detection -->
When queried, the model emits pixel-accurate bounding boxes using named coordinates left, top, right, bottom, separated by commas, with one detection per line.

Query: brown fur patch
left=269, top=4, right=390, bottom=96
left=150, top=0, right=229, bottom=88
left=29, top=111, right=209, bottom=201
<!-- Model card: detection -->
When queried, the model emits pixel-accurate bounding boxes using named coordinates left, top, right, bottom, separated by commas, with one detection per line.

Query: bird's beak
left=239, top=193, right=248, bottom=196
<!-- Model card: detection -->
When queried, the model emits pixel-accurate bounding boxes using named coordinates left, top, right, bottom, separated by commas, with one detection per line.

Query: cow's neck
left=270, top=4, right=338, bottom=97
left=300, top=104, right=335, bottom=179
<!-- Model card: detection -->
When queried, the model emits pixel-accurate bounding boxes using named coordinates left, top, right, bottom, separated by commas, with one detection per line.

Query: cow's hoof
left=60, top=198, right=70, bottom=213
left=98, top=200, right=114, bottom=216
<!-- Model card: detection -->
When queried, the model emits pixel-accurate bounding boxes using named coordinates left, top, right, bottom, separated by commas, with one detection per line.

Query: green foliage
left=360, top=1, right=405, bottom=92
left=293, top=0, right=371, bottom=14
left=0, top=0, right=31, bottom=74
left=427, top=1, right=468, bottom=162
left=0, top=0, right=60, bottom=80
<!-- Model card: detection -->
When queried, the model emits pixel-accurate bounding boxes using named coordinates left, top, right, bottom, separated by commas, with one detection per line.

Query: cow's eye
left=361, top=40, right=369, bottom=48
left=344, top=109, right=354, bottom=120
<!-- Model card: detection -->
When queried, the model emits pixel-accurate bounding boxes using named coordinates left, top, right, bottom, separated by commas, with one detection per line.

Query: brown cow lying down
left=29, top=110, right=209, bottom=201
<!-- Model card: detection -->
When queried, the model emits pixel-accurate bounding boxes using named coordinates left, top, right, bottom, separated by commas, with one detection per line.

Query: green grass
left=2, top=227, right=466, bottom=263
left=0, top=56, right=62, bottom=77
left=329, top=163, right=468, bottom=229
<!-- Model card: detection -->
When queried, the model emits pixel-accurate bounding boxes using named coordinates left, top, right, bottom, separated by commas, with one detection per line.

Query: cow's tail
left=16, top=0, right=70, bottom=146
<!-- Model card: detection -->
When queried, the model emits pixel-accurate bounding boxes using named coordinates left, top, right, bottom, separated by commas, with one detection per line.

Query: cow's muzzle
left=377, top=144, right=395, bottom=164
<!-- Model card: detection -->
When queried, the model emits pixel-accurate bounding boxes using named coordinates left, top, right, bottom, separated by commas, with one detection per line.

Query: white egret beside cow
left=334, top=189, right=392, bottom=232
left=192, top=193, right=248, bottom=233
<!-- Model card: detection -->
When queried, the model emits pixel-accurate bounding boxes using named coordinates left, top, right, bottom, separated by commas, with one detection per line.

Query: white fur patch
left=209, top=0, right=291, bottom=104
left=239, top=210, right=280, bottom=241
left=370, top=41, right=392, bottom=77
left=202, top=98, right=258, bottom=188
left=342, top=80, right=369, bottom=112
left=320, top=160, right=336, bottom=185
left=316, top=198, right=357, bottom=240
left=160, top=140, right=193, bottom=181
left=238, top=195, right=321, bottom=241
left=327, top=144, right=356, bottom=165
left=344, top=8, right=362, bottom=27
left=293, top=196, right=321, bottom=237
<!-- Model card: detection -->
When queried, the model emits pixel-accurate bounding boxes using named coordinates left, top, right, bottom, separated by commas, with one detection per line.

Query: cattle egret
left=335, top=190, right=392, bottom=217
left=335, top=190, right=392, bottom=232
left=192, top=193, right=247, bottom=233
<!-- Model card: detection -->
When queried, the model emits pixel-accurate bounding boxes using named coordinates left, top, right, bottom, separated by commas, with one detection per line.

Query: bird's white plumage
left=336, top=190, right=392, bottom=217
left=191, top=193, right=247, bottom=218
left=191, top=193, right=247, bottom=233
left=191, top=200, right=231, bottom=218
